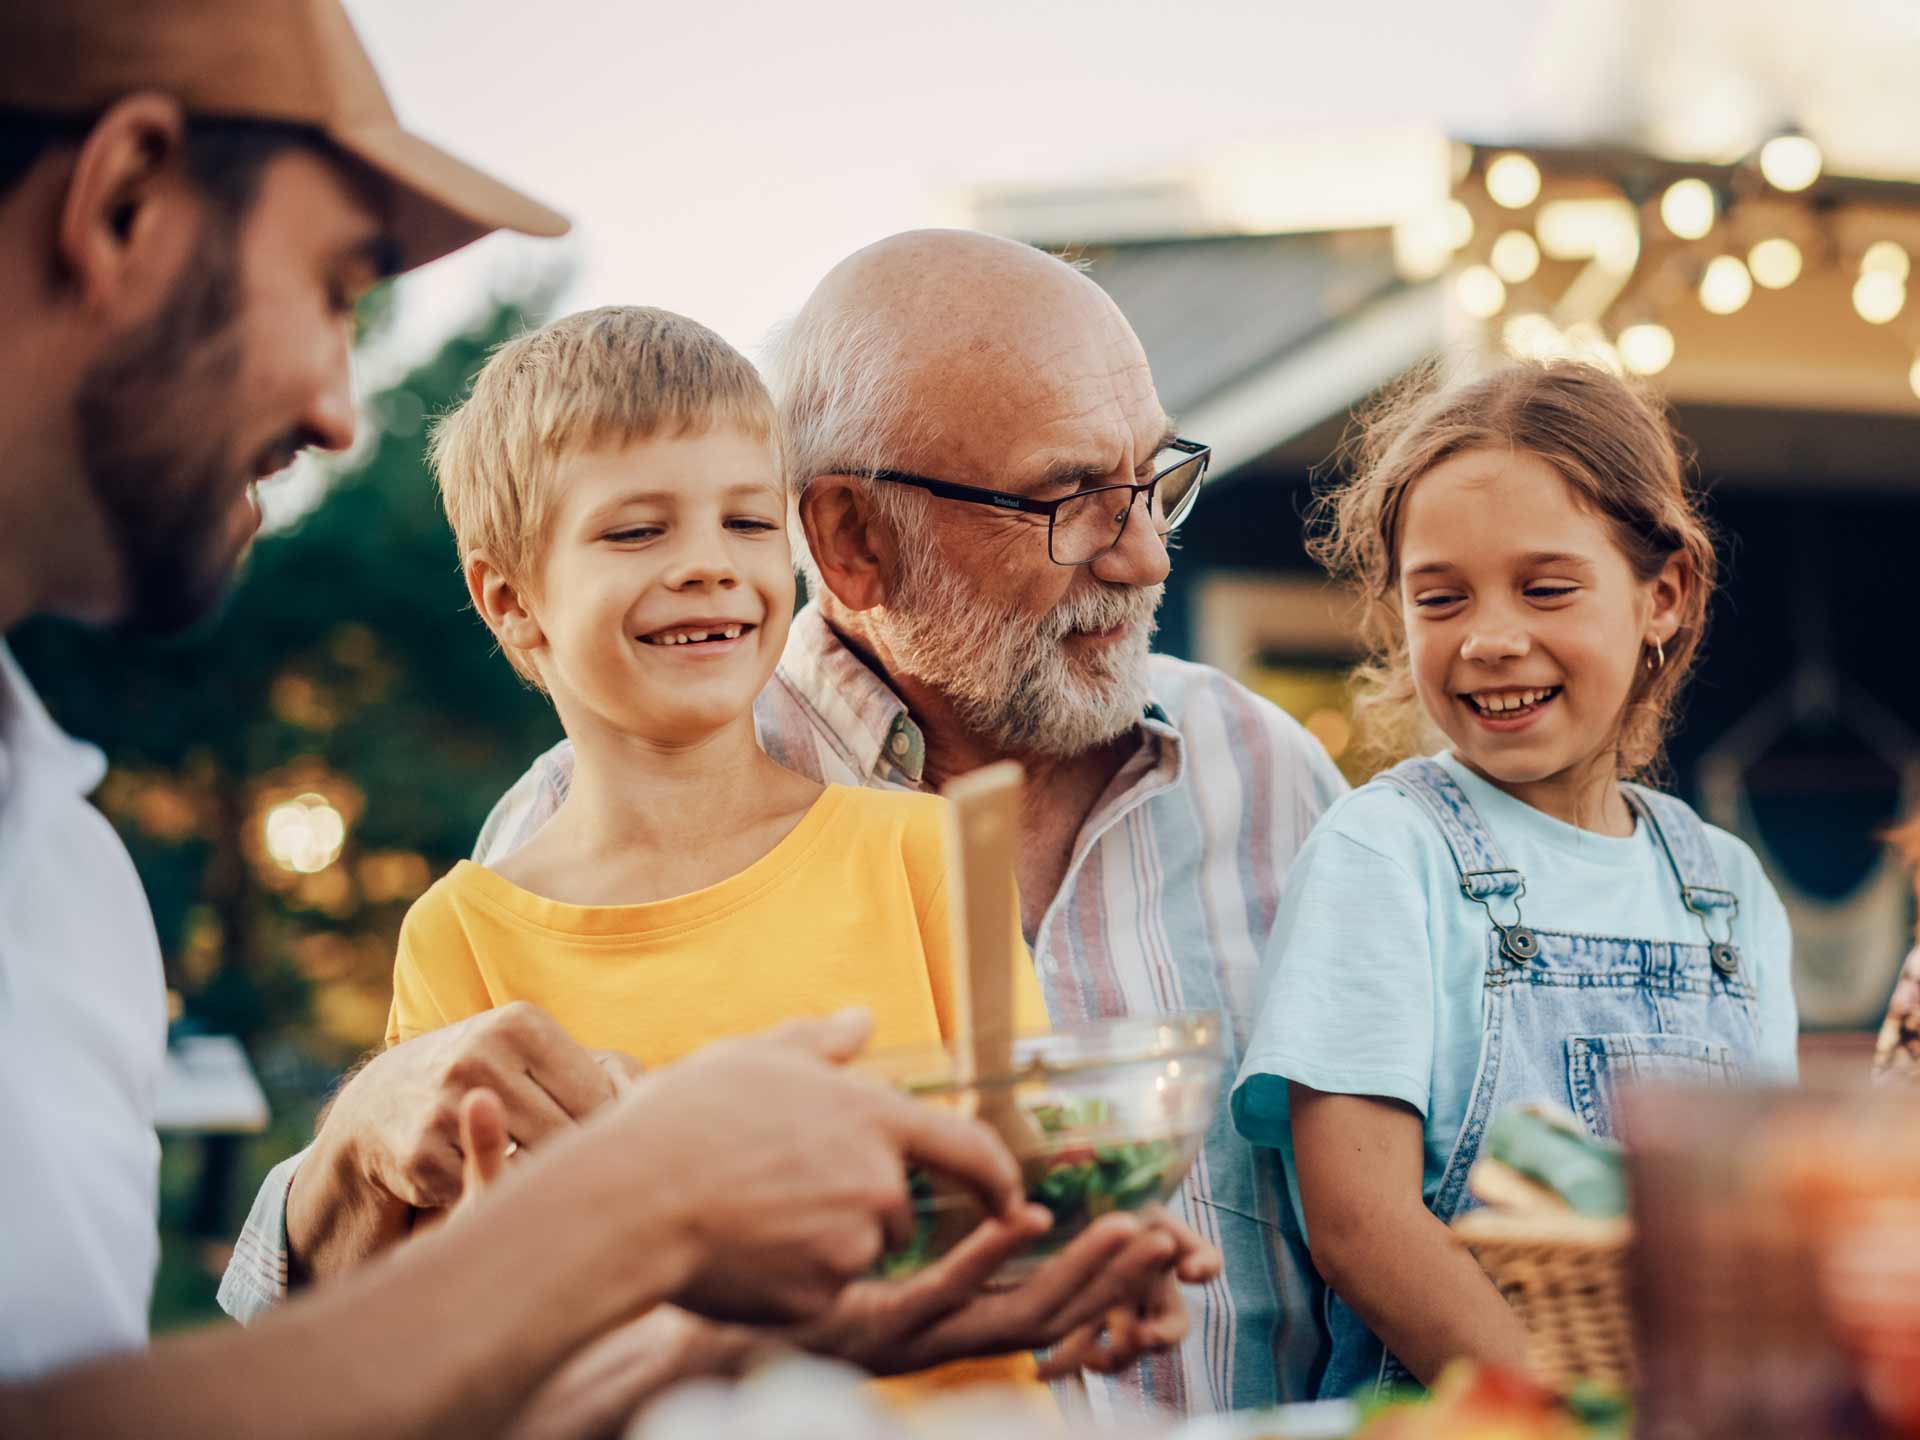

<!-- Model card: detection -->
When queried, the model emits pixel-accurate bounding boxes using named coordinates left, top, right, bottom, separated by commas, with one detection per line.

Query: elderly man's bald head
left=771, top=229, right=1161, bottom=491
left=805, top=229, right=1127, bottom=362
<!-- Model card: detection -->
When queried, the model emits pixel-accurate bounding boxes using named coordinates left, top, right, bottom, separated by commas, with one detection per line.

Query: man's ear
left=466, top=550, right=546, bottom=654
left=798, top=477, right=898, bottom=613
left=56, top=94, right=198, bottom=317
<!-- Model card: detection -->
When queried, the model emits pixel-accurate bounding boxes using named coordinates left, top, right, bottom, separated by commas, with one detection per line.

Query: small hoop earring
left=1646, top=638, right=1666, bottom=672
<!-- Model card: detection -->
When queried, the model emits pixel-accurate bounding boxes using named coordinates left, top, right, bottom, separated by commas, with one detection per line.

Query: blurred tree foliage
left=13, top=285, right=564, bottom=1071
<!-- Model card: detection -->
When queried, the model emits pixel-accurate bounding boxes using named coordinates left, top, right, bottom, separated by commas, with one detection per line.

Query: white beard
left=880, top=534, right=1161, bottom=759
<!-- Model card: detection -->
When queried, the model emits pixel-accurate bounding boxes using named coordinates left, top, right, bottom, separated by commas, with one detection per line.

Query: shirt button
left=890, top=732, right=910, bottom=757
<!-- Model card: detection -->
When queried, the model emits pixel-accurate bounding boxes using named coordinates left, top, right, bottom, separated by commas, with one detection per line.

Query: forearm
left=1315, top=1206, right=1530, bottom=1384
left=6, top=1154, right=693, bottom=1440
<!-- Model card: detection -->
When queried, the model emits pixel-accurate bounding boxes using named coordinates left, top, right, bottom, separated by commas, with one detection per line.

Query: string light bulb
left=1446, top=199, right=1475, bottom=250
left=1747, top=237, right=1803, bottom=289
left=1485, top=153, right=1541, bottom=210
left=1759, top=133, right=1823, bottom=192
left=1618, top=322, right=1676, bottom=376
left=263, top=793, right=347, bottom=874
left=1862, top=241, right=1911, bottom=282
left=1854, top=270, right=1906, bottom=324
left=1660, top=178, right=1716, bottom=241
left=1699, top=255, right=1754, bottom=315
left=1455, top=265, right=1507, bottom=318
left=1392, top=209, right=1455, bottom=282
left=1502, top=312, right=1560, bottom=360
left=1491, top=230, right=1541, bottom=284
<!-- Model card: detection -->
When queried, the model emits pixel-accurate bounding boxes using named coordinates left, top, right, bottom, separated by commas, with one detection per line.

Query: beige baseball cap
left=0, top=0, right=569, bottom=271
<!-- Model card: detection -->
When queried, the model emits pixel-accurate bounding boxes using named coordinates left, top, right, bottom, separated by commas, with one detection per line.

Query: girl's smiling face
left=1397, top=446, right=1686, bottom=824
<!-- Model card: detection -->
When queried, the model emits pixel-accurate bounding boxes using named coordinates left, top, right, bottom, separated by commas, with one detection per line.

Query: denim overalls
left=1316, top=757, right=1762, bottom=1399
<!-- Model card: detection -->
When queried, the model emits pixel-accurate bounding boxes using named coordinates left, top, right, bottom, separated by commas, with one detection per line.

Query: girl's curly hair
left=1310, top=358, right=1718, bottom=782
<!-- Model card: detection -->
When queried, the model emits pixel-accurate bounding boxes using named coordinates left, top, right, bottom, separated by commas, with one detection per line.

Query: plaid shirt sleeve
left=216, top=1146, right=309, bottom=1323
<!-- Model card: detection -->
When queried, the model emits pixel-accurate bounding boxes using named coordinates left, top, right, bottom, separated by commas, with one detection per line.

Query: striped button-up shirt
left=223, top=604, right=1345, bottom=1415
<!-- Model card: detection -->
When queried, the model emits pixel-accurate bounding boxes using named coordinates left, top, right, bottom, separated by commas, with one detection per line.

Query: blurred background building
left=10, top=0, right=1918, bottom=1331
left=968, top=0, right=1920, bottom=1041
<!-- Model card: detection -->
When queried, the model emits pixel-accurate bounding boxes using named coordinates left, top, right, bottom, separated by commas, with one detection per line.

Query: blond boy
left=400, top=306, right=1211, bottom=1399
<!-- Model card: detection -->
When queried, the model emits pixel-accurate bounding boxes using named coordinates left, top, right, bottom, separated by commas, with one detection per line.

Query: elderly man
left=238, top=230, right=1347, bottom=1416
left=0, top=3, right=1038, bottom=1432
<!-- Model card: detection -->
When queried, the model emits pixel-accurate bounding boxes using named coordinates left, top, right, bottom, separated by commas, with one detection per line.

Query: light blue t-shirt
left=1231, top=750, right=1798, bottom=1238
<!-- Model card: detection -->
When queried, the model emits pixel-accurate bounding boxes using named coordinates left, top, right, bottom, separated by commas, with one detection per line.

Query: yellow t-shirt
left=387, top=783, right=1050, bottom=1400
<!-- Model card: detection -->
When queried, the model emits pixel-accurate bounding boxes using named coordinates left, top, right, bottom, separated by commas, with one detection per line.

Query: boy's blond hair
left=430, top=305, right=779, bottom=684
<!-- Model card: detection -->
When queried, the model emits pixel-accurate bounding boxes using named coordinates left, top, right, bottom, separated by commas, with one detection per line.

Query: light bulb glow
left=1862, top=241, right=1911, bottom=282
left=1446, top=199, right=1475, bottom=250
left=263, top=793, right=347, bottom=874
left=1854, top=271, right=1906, bottom=324
left=1759, top=134, right=1823, bottom=193
left=1699, top=255, right=1753, bottom=315
left=1661, top=178, right=1717, bottom=241
left=1491, top=230, right=1541, bottom=284
left=1392, top=210, right=1455, bottom=282
left=1502, top=313, right=1560, bottom=360
left=1618, top=322, right=1676, bottom=376
left=1455, top=264, right=1507, bottom=318
left=1747, top=237, right=1803, bottom=289
left=1485, top=153, right=1542, bottom=210
left=1535, top=197, right=1639, bottom=265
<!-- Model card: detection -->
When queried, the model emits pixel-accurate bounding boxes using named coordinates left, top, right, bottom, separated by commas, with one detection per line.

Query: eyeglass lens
left=1048, top=449, right=1206, bottom=564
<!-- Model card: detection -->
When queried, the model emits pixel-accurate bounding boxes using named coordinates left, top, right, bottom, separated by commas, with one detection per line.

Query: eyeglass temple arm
left=868, top=471, right=1058, bottom=516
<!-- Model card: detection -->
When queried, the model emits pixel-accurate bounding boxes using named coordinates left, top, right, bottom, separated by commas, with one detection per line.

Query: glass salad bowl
left=864, top=1009, right=1225, bottom=1279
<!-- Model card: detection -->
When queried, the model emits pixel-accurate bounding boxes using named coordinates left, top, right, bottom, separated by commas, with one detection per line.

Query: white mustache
left=1041, top=582, right=1164, bottom=642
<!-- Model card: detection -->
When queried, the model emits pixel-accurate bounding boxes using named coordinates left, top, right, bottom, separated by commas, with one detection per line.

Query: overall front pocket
left=1565, top=1033, right=1742, bottom=1138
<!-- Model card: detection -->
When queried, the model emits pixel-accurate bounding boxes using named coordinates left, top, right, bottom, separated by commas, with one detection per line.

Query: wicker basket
left=1453, top=1208, right=1635, bottom=1391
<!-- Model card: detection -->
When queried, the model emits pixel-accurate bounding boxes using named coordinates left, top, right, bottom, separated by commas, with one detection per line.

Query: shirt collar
left=774, top=604, right=1177, bottom=790
left=0, top=640, right=109, bottom=803
left=777, top=606, right=927, bottom=785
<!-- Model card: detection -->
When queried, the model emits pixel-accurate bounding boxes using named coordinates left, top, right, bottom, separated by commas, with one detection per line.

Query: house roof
left=1070, top=231, right=1448, bottom=480
left=1075, top=231, right=1401, bottom=414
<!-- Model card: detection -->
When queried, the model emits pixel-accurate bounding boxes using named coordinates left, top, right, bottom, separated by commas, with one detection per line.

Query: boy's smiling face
left=515, top=426, right=792, bottom=747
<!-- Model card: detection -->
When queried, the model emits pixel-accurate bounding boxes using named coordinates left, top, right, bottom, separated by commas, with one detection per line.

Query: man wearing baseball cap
left=0, top=3, right=1050, bottom=1432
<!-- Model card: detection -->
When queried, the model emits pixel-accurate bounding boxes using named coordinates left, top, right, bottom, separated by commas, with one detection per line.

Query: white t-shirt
left=0, top=642, right=164, bottom=1378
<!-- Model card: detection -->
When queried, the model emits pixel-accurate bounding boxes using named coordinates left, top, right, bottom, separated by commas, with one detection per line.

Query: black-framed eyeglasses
left=865, top=437, right=1211, bottom=567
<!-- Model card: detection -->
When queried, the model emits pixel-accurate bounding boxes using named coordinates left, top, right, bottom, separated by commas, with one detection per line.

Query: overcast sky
left=337, top=0, right=1920, bottom=378
left=343, top=0, right=1568, bottom=360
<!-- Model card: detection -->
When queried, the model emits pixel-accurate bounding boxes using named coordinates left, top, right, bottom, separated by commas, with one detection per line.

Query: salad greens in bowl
left=865, top=1010, right=1225, bottom=1278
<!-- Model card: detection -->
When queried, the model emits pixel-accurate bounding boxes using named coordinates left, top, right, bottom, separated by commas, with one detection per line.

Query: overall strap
left=1622, top=784, right=1743, bottom=977
left=1378, top=758, right=1539, bottom=964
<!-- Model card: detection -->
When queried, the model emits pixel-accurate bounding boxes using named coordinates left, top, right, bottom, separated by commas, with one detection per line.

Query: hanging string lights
left=1421, top=128, right=1920, bottom=401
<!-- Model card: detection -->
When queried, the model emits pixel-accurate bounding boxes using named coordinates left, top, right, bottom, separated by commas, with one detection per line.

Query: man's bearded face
left=73, top=217, right=303, bottom=635
left=881, top=520, right=1161, bottom=759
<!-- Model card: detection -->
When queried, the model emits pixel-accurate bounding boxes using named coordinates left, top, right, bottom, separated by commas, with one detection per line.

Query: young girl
left=1231, top=360, right=1799, bottom=1397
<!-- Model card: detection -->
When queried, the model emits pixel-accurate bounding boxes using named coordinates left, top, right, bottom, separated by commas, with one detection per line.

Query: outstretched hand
left=1034, top=1208, right=1220, bottom=1379
left=788, top=1204, right=1221, bottom=1379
